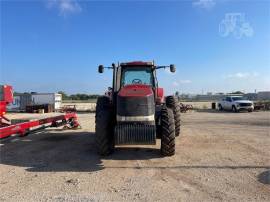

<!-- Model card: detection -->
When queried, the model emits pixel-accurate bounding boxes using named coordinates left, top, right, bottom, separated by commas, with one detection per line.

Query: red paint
left=0, top=85, right=13, bottom=125
left=0, top=85, right=13, bottom=115
left=0, top=85, right=80, bottom=138
left=0, top=113, right=79, bottom=139
left=0, top=101, right=7, bottom=116
left=2, top=85, right=13, bottom=104
left=118, top=84, right=153, bottom=97
left=156, top=87, right=164, bottom=104
left=121, top=61, right=153, bottom=66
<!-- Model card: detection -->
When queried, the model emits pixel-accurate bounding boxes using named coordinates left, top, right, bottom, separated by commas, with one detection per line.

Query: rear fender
left=155, top=87, right=164, bottom=104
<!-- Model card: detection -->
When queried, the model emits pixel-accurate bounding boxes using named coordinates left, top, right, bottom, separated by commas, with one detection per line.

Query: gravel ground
left=0, top=110, right=270, bottom=201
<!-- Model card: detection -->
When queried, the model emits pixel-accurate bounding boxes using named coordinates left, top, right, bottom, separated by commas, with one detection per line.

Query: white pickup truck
left=218, top=96, right=254, bottom=112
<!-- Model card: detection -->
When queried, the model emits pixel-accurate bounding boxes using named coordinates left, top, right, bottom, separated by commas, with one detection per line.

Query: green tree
left=58, top=91, right=69, bottom=100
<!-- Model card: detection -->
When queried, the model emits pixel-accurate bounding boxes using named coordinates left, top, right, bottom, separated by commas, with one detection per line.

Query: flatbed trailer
left=0, top=85, right=80, bottom=139
left=0, top=112, right=79, bottom=139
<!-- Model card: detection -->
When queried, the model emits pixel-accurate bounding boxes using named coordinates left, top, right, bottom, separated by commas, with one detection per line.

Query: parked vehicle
left=7, top=93, right=61, bottom=112
left=218, top=96, right=254, bottom=112
left=31, top=93, right=62, bottom=111
left=7, top=94, right=32, bottom=111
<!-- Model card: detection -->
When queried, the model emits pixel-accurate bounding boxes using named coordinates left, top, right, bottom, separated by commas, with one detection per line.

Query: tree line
left=58, top=91, right=100, bottom=100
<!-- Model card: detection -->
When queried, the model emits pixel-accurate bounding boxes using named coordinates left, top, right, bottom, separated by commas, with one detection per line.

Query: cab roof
left=120, top=61, right=153, bottom=67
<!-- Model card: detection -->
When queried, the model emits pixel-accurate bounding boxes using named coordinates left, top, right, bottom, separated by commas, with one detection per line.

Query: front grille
left=117, top=94, right=155, bottom=116
left=114, top=124, right=156, bottom=145
left=239, top=103, right=252, bottom=107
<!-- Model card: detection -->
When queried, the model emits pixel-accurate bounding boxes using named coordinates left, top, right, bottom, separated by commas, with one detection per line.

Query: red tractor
left=96, top=61, right=181, bottom=156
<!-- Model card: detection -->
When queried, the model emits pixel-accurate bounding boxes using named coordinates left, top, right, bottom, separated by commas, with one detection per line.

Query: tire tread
left=166, top=96, right=181, bottom=137
left=161, top=106, right=175, bottom=156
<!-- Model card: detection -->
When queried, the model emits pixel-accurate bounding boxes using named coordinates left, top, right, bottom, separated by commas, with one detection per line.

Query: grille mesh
left=239, top=103, right=252, bottom=107
left=114, top=124, right=156, bottom=145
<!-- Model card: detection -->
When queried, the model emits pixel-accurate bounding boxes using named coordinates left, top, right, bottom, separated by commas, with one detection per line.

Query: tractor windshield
left=121, top=67, right=154, bottom=86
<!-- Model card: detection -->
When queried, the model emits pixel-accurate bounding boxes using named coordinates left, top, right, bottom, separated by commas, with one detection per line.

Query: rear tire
left=95, top=96, right=114, bottom=156
left=160, top=106, right=175, bottom=156
left=166, top=96, right=181, bottom=137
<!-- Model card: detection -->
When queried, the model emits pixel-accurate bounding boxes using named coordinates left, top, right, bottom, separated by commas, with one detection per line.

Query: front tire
left=218, top=104, right=223, bottom=111
left=232, top=105, right=238, bottom=113
left=95, top=96, right=114, bottom=156
left=160, top=106, right=175, bottom=156
left=166, top=96, right=181, bottom=137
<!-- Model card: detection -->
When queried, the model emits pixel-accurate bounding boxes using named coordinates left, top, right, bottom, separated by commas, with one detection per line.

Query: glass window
left=121, top=67, right=154, bottom=86
left=232, top=97, right=245, bottom=101
left=226, top=97, right=231, bottom=102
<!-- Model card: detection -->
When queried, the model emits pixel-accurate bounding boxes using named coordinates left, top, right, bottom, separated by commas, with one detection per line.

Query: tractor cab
left=99, top=61, right=175, bottom=104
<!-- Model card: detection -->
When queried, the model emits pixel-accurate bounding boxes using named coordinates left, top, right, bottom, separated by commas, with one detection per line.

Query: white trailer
left=7, top=96, right=21, bottom=111
left=31, top=93, right=62, bottom=111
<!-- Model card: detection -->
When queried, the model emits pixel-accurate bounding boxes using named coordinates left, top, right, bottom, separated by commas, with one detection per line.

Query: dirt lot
left=1, top=110, right=270, bottom=201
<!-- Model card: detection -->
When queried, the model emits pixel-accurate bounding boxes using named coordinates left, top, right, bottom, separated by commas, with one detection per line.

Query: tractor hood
left=118, top=84, right=153, bottom=97
left=117, top=84, right=155, bottom=123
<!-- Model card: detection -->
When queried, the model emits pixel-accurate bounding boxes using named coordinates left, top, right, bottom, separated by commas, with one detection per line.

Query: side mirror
left=170, top=64, right=176, bottom=73
left=98, top=65, right=104, bottom=73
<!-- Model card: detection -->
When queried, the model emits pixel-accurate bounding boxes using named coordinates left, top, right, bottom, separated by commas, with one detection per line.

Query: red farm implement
left=0, top=85, right=80, bottom=139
